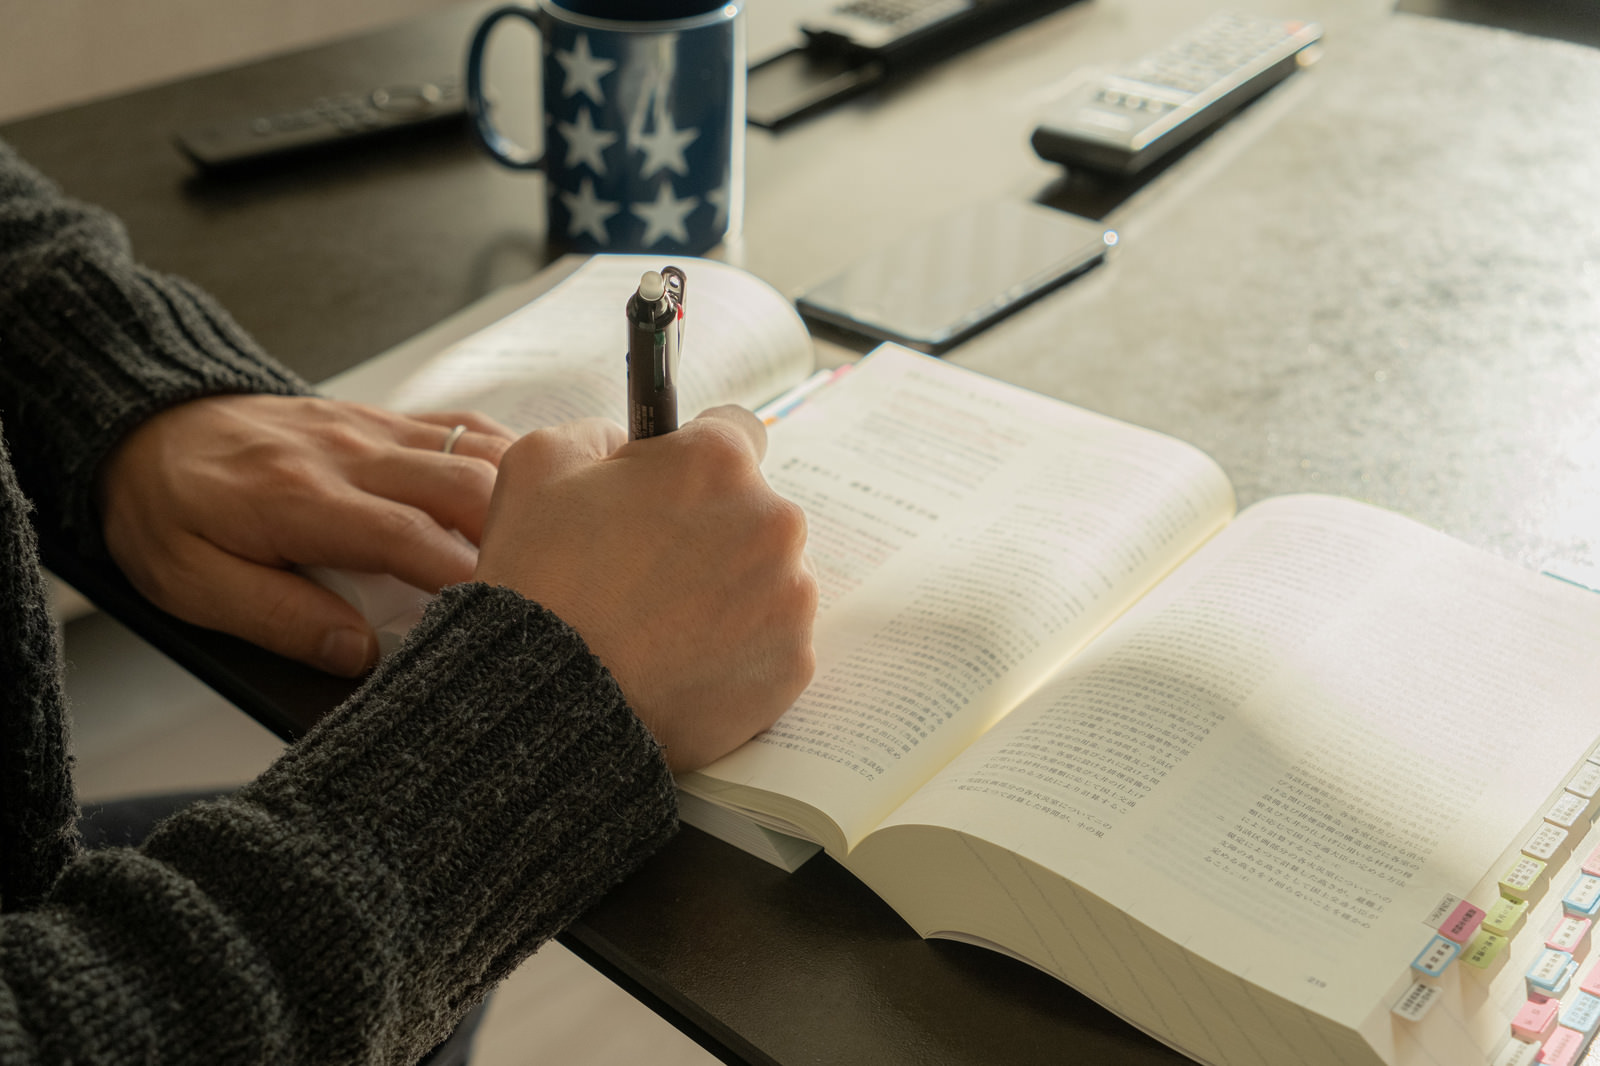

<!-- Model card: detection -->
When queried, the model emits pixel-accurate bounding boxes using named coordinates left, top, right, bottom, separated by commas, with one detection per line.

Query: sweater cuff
left=0, top=263, right=311, bottom=555
left=0, top=142, right=311, bottom=554
left=140, top=583, right=677, bottom=1060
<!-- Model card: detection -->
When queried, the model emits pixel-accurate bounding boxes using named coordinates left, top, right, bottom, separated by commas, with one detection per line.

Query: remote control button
left=372, top=83, right=444, bottom=116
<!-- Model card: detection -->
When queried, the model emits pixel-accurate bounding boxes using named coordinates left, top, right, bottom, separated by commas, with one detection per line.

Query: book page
left=857, top=495, right=1600, bottom=1030
left=680, top=345, right=1237, bottom=855
left=383, top=254, right=813, bottom=431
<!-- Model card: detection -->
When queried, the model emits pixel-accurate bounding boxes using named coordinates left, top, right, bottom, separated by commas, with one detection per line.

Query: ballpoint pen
left=626, top=265, right=687, bottom=440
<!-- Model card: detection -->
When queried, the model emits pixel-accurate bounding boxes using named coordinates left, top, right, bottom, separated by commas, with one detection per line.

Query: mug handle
left=465, top=5, right=545, bottom=170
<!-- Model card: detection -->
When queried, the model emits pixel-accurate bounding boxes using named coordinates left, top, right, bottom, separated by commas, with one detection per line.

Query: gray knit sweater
left=0, top=139, right=678, bottom=1064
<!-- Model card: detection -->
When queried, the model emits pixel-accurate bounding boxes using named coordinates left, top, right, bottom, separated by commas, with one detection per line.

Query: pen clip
left=661, top=265, right=687, bottom=377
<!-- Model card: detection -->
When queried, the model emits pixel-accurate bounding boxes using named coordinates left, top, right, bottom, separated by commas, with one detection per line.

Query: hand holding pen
left=626, top=266, right=687, bottom=440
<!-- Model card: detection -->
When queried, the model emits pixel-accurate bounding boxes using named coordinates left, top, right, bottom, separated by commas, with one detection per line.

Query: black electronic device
left=174, top=76, right=465, bottom=171
left=750, top=0, right=1081, bottom=129
left=795, top=200, right=1114, bottom=355
left=1030, top=13, right=1322, bottom=177
left=801, top=0, right=982, bottom=60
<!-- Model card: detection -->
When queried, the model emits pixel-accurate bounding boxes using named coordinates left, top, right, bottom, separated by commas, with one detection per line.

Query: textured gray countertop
left=946, top=13, right=1600, bottom=575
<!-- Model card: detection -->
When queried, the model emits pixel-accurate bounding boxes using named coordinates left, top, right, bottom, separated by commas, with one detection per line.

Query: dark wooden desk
left=3, top=6, right=1192, bottom=1064
left=10, top=2, right=1600, bottom=1064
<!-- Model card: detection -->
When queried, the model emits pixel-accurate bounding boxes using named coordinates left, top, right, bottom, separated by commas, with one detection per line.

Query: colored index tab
left=1490, top=1036, right=1540, bottom=1066
left=1527, top=947, right=1576, bottom=996
left=1512, top=997, right=1560, bottom=1041
left=1485, top=896, right=1530, bottom=937
left=1583, top=843, right=1600, bottom=878
left=1570, top=761, right=1600, bottom=799
left=1412, top=935, right=1459, bottom=977
left=1462, top=929, right=1509, bottom=970
left=1560, top=992, right=1600, bottom=1036
left=1566, top=874, right=1600, bottom=918
left=1538, top=1025, right=1585, bottom=1066
left=1439, top=901, right=1485, bottom=944
left=1582, top=959, right=1600, bottom=999
left=1390, top=980, right=1440, bottom=1022
left=1548, top=791, right=1590, bottom=828
left=1500, top=855, right=1548, bottom=901
left=1548, top=915, right=1593, bottom=955
left=1524, top=822, right=1571, bottom=863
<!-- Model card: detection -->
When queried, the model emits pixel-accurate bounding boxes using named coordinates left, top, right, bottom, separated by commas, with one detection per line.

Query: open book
left=333, top=254, right=1600, bottom=1066
left=678, top=344, right=1600, bottom=1066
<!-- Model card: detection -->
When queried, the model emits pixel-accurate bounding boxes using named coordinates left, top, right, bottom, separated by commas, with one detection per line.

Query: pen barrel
left=626, top=288, right=681, bottom=440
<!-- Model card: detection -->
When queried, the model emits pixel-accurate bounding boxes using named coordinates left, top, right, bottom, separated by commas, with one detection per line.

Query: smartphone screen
left=795, top=200, right=1114, bottom=354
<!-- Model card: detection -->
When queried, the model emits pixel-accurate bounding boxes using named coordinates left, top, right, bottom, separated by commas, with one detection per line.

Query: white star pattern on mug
left=560, top=176, right=621, bottom=244
left=551, top=31, right=731, bottom=249
left=555, top=35, right=615, bottom=105
left=633, top=113, right=697, bottom=178
left=557, top=106, right=617, bottom=175
left=633, top=180, right=696, bottom=246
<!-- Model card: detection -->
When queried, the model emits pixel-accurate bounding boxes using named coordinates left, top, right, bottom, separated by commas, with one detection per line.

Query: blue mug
left=465, top=0, right=745, bottom=256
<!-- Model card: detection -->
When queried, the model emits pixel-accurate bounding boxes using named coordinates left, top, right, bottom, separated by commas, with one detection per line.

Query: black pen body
left=626, top=268, right=685, bottom=440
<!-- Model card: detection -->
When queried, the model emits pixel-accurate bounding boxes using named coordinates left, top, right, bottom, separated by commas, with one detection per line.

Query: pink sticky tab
left=1538, top=1025, right=1583, bottom=1066
left=1585, top=843, right=1600, bottom=878
left=1511, top=997, right=1559, bottom=1041
left=1441, top=901, right=1487, bottom=944
left=1548, top=916, right=1593, bottom=956
left=1581, top=959, right=1600, bottom=999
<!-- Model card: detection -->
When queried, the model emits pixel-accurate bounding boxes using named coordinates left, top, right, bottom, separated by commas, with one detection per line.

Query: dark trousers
left=78, top=790, right=487, bottom=1066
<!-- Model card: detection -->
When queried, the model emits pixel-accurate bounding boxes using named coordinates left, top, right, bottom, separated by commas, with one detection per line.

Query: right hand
left=474, top=407, right=818, bottom=773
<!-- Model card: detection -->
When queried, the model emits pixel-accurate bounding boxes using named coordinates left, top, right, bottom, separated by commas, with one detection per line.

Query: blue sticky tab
left=1561, top=992, right=1600, bottom=1036
left=1412, top=934, right=1459, bottom=977
left=1566, top=874, right=1600, bottom=917
left=1527, top=947, right=1577, bottom=996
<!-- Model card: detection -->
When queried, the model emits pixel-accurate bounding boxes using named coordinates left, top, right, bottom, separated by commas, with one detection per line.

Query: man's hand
left=98, top=394, right=514, bottom=677
left=474, top=407, right=818, bottom=773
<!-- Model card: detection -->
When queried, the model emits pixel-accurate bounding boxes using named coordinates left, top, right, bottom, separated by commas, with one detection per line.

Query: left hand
left=97, top=394, right=515, bottom=677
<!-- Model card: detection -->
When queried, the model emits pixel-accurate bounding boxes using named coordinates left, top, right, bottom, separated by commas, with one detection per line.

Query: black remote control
left=1031, top=14, right=1322, bottom=177
left=802, top=0, right=1075, bottom=64
left=175, top=76, right=465, bottom=171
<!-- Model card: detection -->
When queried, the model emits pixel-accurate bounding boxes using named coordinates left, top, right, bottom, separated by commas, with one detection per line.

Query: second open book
left=341, top=254, right=1600, bottom=1066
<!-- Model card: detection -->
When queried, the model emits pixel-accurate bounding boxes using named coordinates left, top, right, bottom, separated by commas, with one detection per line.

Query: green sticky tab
left=1461, top=929, right=1508, bottom=969
left=1484, top=895, right=1530, bottom=936
left=1499, top=855, right=1548, bottom=901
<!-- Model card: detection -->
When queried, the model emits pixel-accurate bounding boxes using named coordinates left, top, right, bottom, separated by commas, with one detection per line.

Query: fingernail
left=320, top=628, right=377, bottom=677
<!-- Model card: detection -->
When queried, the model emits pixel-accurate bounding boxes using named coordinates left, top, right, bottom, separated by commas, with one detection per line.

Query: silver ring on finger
left=441, top=424, right=468, bottom=455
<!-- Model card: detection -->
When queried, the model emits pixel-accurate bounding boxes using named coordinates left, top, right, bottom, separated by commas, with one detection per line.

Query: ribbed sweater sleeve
left=0, top=431, right=78, bottom=913
left=0, top=582, right=678, bottom=1066
left=0, top=138, right=310, bottom=557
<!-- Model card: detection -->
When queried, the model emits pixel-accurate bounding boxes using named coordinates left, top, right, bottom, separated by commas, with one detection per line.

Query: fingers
left=688, top=404, right=768, bottom=463
left=409, top=410, right=518, bottom=439
left=266, top=490, right=482, bottom=593
left=328, top=406, right=514, bottom=546
left=136, top=534, right=381, bottom=677
left=351, top=450, right=500, bottom=543
left=392, top=411, right=515, bottom=465
left=502, top=418, right=629, bottom=479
